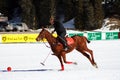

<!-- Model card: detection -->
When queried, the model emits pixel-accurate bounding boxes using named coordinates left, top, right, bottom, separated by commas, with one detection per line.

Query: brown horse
left=36, top=28, right=98, bottom=71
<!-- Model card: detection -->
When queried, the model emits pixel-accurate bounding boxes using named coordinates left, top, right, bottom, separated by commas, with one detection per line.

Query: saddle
left=56, top=37, right=74, bottom=46
left=66, top=37, right=74, bottom=45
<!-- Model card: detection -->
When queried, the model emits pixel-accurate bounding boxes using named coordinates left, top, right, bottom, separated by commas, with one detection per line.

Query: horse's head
left=36, top=28, right=47, bottom=41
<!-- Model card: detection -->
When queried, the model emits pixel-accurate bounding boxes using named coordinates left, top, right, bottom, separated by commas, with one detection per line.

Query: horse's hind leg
left=76, top=49, right=98, bottom=68
left=85, top=49, right=98, bottom=68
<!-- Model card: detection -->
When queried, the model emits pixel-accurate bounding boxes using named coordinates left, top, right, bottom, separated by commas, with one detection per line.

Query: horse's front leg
left=57, top=55, right=64, bottom=71
left=61, top=52, right=77, bottom=65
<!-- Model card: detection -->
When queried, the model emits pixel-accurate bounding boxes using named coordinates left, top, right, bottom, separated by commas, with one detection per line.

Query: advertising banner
left=0, top=31, right=119, bottom=43
left=106, top=32, right=118, bottom=40
left=69, top=33, right=83, bottom=37
left=87, top=32, right=102, bottom=40
left=1, top=34, right=47, bottom=43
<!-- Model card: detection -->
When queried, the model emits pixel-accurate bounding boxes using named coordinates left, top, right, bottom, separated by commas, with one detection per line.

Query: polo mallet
left=40, top=50, right=51, bottom=66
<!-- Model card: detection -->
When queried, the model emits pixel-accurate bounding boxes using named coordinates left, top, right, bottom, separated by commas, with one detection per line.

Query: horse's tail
left=84, top=36, right=90, bottom=43
left=87, top=39, right=90, bottom=43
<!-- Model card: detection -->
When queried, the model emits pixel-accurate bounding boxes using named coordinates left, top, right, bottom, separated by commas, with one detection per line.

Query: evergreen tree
left=64, top=0, right=76, bottom=22
left=74, top=0, right=103, bottom=30
left=114, top=0, right=120, bottom=16
left=50, top=0, right=56, bottom=17
left=0, top=0, right=9, bottom=16
left=33, top=0, right=51, bottom=28
left=19, top=0, right=36, bottom=29
left=74, top=0, right=83, bottom=30
left=93, top=0, right=104, bottom=29
left=104, top=0, right=115, bottom=17
left=0, top=0, right=105, bottom=30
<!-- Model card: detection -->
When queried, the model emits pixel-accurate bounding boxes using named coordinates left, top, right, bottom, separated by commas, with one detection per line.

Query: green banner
left=87, top=32, right=102, bottom=40
left=106, top=32, right=118, bottom=40
left=69, top=33, right=83, bottom=37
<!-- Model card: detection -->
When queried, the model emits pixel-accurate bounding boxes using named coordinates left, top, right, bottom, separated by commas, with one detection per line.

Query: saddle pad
left=66, top=37, right=74, bottom=45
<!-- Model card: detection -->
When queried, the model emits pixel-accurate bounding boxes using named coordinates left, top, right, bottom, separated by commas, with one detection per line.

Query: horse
left=36, top=28, right=98, bottom=71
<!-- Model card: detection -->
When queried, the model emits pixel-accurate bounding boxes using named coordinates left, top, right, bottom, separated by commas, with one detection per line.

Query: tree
left=74, top=0, right=84, bottom=30
left=74, top=0, right=103, bottom=30
left=113, top=0, right=120, bottom=16
left=19, top=0, right=36, bottom=29
left=64, top=0, right=77, bottom=22
left=93, top=0, right=104, bottom=29
left=0, top=0, right=104, bottom=30
left=33, top=0, right=52, bottom=28
left=0, top=0, right=9, bottom=16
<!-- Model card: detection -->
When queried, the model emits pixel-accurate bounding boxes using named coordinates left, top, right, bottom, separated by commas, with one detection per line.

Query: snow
left=62, top=18, right=120, bottom=32
left=94, top=18, right=120, bottom=32
left=0, top=40, right=120, bottom=80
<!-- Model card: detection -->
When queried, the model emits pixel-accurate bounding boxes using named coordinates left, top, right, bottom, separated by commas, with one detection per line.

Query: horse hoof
left=66, top=61, right=73, bottom=64
left=52, top=53, right=56, bottom=55
left=58, top=69, right=64, bottom=71
left=93, top=64, right=98, bottom=68
left=65, top=61, right=77, bottom=65
left=73, top=62, right=77, bottom=65
left=95, top=65, right=98, bottom=68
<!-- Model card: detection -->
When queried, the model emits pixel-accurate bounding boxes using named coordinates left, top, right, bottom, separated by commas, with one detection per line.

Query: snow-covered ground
left=0, top=40, right=120, bottom=80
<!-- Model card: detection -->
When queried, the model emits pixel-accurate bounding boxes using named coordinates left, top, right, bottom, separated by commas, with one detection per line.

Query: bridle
left=38, top=30, right=51, bottom=48
left=42, top=39, right=50, bottom=48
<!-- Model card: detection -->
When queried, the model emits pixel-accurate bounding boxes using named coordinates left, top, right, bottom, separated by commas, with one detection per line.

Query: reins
left=40, top=29, right=54, bottom=48
left=42, top=39, right=51, bottom=48
left=43, top=41, right=50, bottom=48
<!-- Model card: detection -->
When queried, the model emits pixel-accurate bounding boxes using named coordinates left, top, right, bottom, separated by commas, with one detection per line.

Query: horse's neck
left=45, top=32, right=56, bottom=45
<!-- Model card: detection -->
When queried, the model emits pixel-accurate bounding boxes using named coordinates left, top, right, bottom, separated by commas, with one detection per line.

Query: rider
left=49, top=16, right=68, bottom=51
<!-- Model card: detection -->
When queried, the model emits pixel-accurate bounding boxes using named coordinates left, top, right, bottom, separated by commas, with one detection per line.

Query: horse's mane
left=43, top=28, right=52, bottom=36
left=43, top=28, right=57, bottom=42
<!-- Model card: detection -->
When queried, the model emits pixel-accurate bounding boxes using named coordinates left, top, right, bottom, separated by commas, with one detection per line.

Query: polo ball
left=7, top=67, right=12, bottom=71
